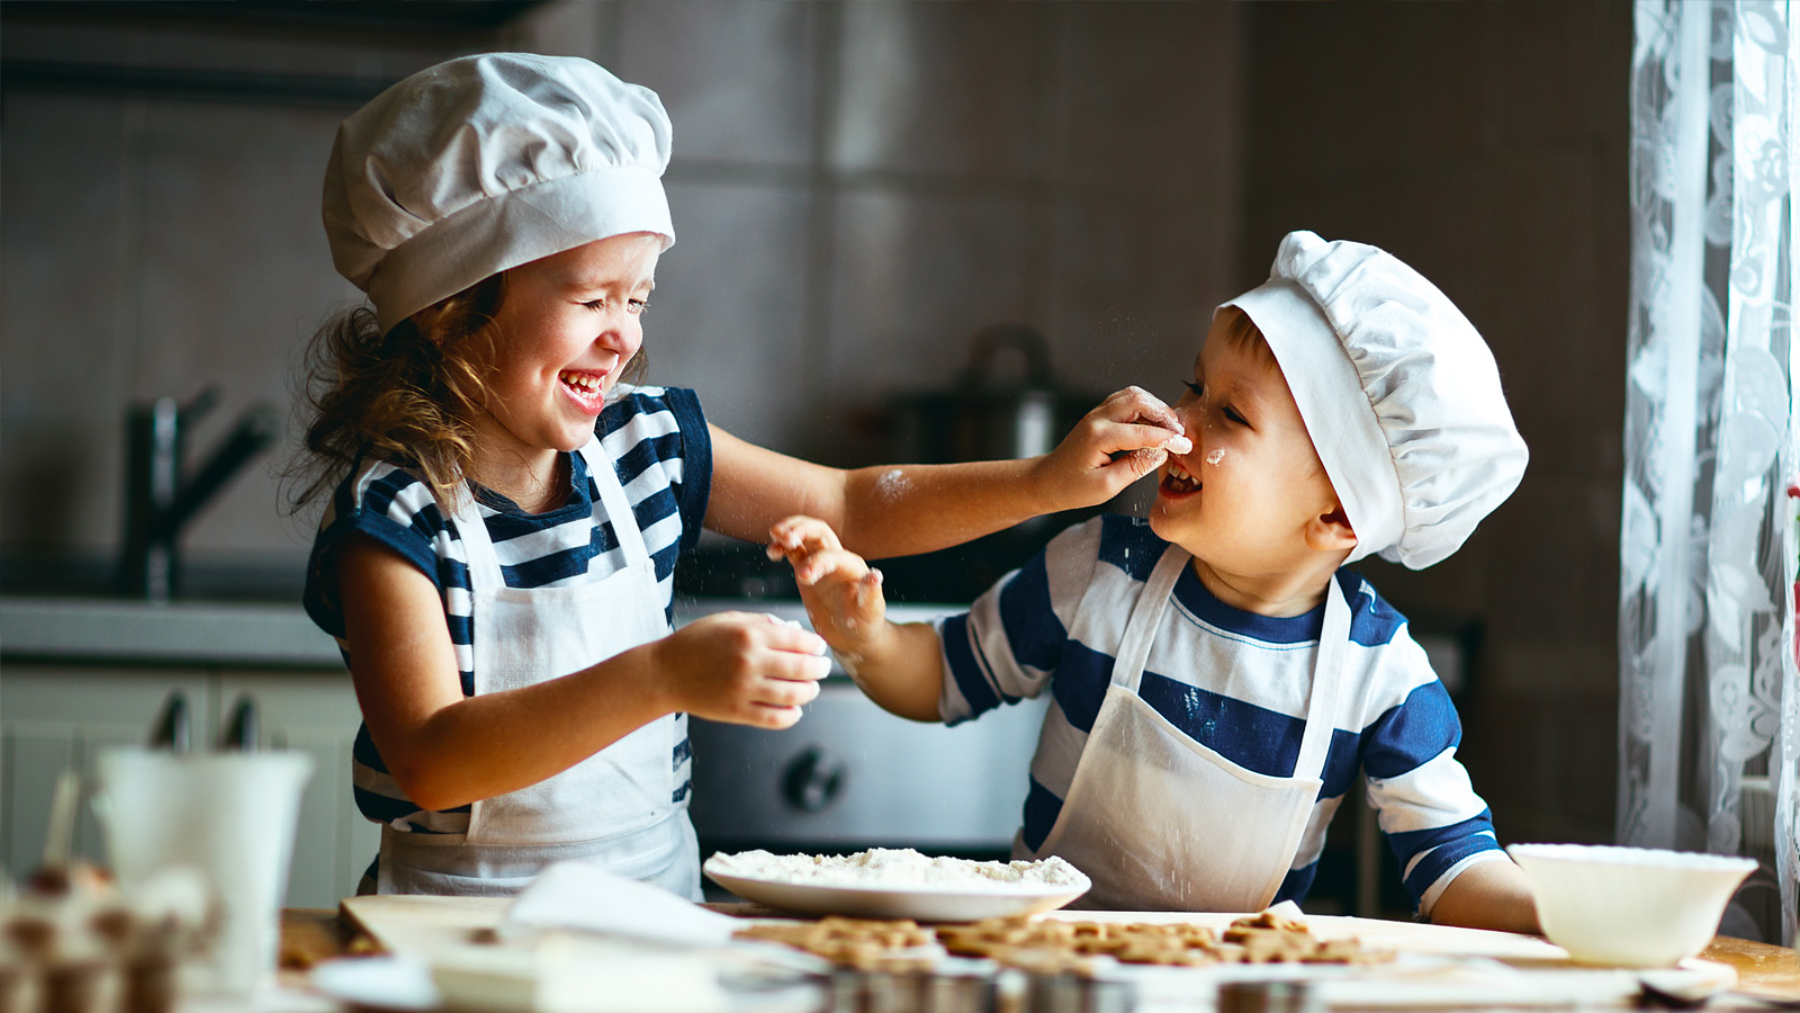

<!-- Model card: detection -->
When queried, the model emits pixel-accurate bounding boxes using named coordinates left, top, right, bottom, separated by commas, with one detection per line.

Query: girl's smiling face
left=469, top=232, right=661, bottom=501
left=1150, top=314, right=1348, bottom=611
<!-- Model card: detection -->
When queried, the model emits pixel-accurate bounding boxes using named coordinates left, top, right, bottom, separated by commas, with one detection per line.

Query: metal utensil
left=1639, top=977, right=1800, bottom=1009
left=40, top=769, right=82, bottom=872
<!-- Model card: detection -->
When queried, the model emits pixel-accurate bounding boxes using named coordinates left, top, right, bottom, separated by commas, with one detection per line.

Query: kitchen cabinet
left=1, top=664, right=375, bottom=907
left=0, top=664, right=215, bottom=880
left=0, top=598, right=372, bottom=907
left=216, top=670, right=380, bottom=907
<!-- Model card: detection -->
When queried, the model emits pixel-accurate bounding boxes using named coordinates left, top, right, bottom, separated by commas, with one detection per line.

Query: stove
left=673, top=598, right=1048, bottom=860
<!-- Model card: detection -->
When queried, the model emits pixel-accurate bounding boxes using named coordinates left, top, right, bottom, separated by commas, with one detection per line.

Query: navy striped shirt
left=303, top=384, right=711, bottom=833
left=936, top=514, right=1503, bottom=916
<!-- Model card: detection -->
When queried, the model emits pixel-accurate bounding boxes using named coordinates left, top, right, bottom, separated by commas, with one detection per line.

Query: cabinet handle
left=148, top=690, right=190, bottom=754
left=221, top=695, right=258, bottom=752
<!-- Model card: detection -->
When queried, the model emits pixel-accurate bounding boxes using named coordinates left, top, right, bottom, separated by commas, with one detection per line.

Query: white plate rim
left=310, top=955, right=441, bottom=1012
left=702, top=858, right=1091, bottom=920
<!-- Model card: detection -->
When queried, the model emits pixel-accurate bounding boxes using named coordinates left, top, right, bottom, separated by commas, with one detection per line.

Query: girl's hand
left=653, top=612, right=832, bottom=729
left=1034, top=386, right=1192, bottom=509
left=766, top=515, right=889, bottom=656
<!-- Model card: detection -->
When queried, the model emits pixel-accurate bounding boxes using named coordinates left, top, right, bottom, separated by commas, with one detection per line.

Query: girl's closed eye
left=1182, top=380, right=1203, bottom=398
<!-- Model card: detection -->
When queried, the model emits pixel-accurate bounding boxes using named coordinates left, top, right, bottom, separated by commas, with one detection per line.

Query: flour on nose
left=1206, top=449, right=1226, bottom=465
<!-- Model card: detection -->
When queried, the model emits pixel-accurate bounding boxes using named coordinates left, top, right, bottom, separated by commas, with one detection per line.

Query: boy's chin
left=1145, top=509, right=1196, bottom=550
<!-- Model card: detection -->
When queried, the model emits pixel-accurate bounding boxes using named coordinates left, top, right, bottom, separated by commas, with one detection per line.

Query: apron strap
left=1109, top=544, right=1191, bottom=693
left=454, top=435, right=648, bottom=597
left=578, top=436, right=652, bottom=569
left=1292, top=573, right=1351, bottom=782
left=453, top=481, right=503, bottom=597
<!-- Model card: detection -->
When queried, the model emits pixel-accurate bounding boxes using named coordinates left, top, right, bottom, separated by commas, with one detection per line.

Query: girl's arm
left=337, top=533, right=831, bottom=811
left=766, top=515, right=946, bottom=722
left=704, top=387, right=1189, bottom=557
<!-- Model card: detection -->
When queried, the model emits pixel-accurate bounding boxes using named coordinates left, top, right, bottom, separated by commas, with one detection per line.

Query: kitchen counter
left=279, top=906, right=1800, bottom=1009
left=0, top=596, right=342, bottom=667
left=0, top=595, right=958, bottom=668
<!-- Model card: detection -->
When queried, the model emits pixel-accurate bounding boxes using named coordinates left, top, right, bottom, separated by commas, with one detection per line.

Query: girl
left=294, top=53, right=1189, bottom=898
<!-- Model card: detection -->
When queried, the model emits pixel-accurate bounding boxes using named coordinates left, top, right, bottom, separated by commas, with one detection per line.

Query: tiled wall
left=0, top=12, right=478, bottom=573
left=0, top=1, right=1244, bottom=576
left=1240, top=0, right=1633, bottom=845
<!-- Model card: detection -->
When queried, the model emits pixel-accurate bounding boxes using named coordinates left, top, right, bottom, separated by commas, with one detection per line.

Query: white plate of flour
left=703, top=848, right=1091, bottom=922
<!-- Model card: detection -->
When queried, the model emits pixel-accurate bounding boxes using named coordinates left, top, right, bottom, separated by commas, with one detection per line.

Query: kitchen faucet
left=118, top=386, right=279, bottom=602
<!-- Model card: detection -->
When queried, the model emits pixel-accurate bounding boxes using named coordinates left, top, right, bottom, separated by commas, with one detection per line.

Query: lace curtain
left=1622, top=0, right=1797, bottom=942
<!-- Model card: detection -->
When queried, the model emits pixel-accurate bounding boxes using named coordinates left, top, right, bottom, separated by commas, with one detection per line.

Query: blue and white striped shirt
left=303, top=384, right=712, bottom=834
left=936, top=514, right=1503, bottom=916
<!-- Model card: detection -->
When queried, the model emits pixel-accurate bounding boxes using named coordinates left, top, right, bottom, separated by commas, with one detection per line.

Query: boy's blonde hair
left=1212, top=305, right=1278, bottom=367
left=288, top=275, right=647, bottom=513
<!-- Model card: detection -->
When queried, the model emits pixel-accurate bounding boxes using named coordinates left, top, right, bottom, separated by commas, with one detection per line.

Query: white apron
left=378, top=438, right=700, bottom=899
left=1028, top=544, right=1349, bottom=912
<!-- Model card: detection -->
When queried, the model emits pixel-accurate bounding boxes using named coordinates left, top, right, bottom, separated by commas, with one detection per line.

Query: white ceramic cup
left=94, top=747, right=315, bottom=995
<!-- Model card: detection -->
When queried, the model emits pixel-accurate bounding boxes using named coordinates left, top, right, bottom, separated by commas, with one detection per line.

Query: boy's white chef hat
left=323, top=53, right=674, bottom=336
left=1223, top=230, right=1527, bottom=570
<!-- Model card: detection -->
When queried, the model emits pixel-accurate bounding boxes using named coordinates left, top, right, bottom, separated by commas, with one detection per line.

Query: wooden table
left=280, top=907, right=1800, bottom=1005
left=1697, top=933, right=1800, bottom=999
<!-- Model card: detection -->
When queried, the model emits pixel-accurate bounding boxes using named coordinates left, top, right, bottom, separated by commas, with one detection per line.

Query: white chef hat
left=1223, top=231, right=1527, bottom=570
left=322, top=53, right=675, bottom=336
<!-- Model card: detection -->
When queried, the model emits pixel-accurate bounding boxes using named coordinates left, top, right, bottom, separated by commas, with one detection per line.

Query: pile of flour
left=708, top=847, right=1085, bottom=891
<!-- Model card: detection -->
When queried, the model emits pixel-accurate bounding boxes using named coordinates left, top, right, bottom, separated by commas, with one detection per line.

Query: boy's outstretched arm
left=1429, top=858, right=1540, bottom=934
left=707, top=387, right=1190, bottom=559
left=767, top=515, right=947, bottom=722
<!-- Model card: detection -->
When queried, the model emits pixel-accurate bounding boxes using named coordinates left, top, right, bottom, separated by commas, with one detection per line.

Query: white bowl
left=1507, top=843, right=1757, bottom=967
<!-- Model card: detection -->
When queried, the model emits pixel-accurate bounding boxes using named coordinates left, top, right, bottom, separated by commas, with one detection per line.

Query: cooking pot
left=886, top=324, right=1097, bottom=463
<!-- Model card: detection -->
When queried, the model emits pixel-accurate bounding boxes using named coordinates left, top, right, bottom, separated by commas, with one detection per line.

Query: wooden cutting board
left=341, top=894, right=512, bottom=955
left=339, top=895, right=1735, bottom=1008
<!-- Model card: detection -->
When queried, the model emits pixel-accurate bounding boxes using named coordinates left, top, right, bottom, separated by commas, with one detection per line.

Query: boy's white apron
left=378, top=437, right=699, bottom=899
left=1028, top=544, right=1348, bottom=912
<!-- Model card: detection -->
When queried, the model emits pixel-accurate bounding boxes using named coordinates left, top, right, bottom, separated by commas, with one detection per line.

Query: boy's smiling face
left=1150, top=313, right=1352, bottom=614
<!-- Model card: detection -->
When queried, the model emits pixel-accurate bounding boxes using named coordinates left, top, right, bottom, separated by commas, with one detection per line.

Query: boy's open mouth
left=1161, top=458, right=1201, bottom=496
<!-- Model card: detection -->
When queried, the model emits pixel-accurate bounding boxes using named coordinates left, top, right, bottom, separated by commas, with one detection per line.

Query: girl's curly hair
left=287, top=273, right=650, bottom=516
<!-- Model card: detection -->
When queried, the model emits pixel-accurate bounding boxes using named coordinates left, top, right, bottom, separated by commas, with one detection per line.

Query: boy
left=768, top=231, right=1539, bottom=931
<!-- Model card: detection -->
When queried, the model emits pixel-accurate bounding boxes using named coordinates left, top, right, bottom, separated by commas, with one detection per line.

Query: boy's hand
left=766, top=515, right=890, bottom=658
left=654, top=612, right=831, bottom=729
left=1035, top=386, right=1191, bottom=509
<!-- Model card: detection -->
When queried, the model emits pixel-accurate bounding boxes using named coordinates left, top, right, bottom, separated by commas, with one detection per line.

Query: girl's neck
left=475, top=447, right=570, bottom=515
